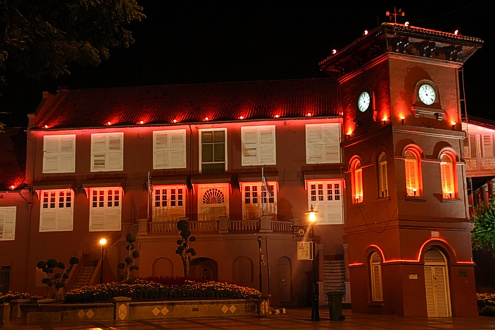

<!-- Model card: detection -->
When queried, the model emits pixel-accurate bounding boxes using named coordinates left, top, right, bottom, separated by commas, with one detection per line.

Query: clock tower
left=319, top=23, right=483, bottom=316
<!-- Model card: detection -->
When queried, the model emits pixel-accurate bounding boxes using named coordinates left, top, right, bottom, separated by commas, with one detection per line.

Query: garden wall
left=7, top=296, right=270, bottom=324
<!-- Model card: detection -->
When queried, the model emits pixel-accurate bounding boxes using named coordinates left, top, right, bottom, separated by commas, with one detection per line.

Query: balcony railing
left=139, top=216, right=292, bottom=235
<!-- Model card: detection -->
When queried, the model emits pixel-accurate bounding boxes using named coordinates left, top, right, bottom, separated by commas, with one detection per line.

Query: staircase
left=71, top=266, right=96, bottom=289
left=322, top=260, right=345, bottom=303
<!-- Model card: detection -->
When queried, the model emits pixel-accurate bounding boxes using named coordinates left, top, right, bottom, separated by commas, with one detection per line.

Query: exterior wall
left=339, top=47, right=477, bottom=316
left=4, top=116, right=344, bottom=307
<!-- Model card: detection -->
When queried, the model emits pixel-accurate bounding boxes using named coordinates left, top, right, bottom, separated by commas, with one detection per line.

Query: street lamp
left=306, top=205, right=319, bottom=321
left=258, top=236, right=263, bottom=293
left=99, top=238, right=107, bottom=283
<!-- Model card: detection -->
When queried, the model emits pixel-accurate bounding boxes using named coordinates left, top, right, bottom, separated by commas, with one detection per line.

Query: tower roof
left=319, top=23, right=484, bottom=77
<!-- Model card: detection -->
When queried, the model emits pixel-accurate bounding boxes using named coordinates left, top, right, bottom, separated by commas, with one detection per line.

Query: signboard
left=297, top=241, right=314, bottom=260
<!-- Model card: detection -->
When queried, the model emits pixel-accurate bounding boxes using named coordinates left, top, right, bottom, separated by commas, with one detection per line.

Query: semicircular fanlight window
left=203, top=188, right=225, bottom=205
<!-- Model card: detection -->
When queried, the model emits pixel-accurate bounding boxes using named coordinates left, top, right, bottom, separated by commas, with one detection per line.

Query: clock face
left=418, top=84, right=436, bottom=105
left=358, top=91, right=370, bottom=112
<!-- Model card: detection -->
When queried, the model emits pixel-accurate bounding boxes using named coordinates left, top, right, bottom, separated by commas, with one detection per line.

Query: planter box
left=20, top=296, right=270, bottom=324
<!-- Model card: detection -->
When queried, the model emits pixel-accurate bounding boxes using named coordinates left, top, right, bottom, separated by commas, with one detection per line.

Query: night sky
left=0, top=1, right=492, bottom=127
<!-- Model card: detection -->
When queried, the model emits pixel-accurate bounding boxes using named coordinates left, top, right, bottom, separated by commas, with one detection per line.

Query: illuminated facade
left=0, top=23, right=487, bottom=316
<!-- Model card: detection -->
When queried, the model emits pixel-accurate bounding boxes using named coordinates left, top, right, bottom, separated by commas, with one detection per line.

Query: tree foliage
left=175, top=219, right=196, bottom=277
left=117, top=232, right=140, bottom=282
left=36, top=256, right=79, bottom=298
left=471, top=200, right=495, bottom=254
left=0, top=0, right=145, bottom=85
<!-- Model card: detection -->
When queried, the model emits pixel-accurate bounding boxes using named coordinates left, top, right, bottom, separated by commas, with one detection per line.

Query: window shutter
left=241, top=126, right=276, bottom=166
left=91, top=134, right=107, bottom=171
left=306, top=124, right=340, bottom=164
left=0, top=207, right=16, bottom=240
left=43, top=135, right=75, bottom=173
left=153, top=130, right=186, bottom=169
left=91, top=133, right=123, bottom=171
left=482, top=134, right=494, bottom=157
left=40, top=209, right=57, bottom=232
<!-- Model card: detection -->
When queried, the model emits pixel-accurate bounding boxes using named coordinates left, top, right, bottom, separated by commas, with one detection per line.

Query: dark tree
left=0, top=0, right=145, bottom=85
left=175, top=219, right=196, bottom=277
left=117, top=232, right=140, bottom=282
left=36, top=256, right=79, bottom=299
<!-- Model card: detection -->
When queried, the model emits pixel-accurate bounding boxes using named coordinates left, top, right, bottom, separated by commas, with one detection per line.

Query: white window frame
left=91, top=132, right=124, bottom=172
left=153, top=130, right=187, bottom=169
left=39, top=189, right=74, bottom=232
left=305, top=123, right=341, bottom=164
left=241, top=125, right=276, bottom=166
left=43, top=134, right=76, bottom=173
left=89, top=187, right=122, bottom=231
left=241, top=181, right=277, bottom=220
left=199, top=128, right=227, bottom=173
left=152, top=185, right=186, bottom=221
left=0, top=206, right=16, bottom=240
left=307, top=179, right=344, bottom=224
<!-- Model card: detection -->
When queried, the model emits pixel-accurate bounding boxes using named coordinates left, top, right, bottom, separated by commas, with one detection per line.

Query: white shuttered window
left=91, top=133, right=124, bottom=172
left=0, top=207, right=16, bottom=240
left=153, top=130, right=187, bottom=169
left=40, top=190, right=74, bottom=232
left=241, top=126, right=276, bottom=166
left=307, top=180, right=344, bottom=224
left=306, top=123, right=341, bottom=164
left=43, top=135, right=76, bottom=173
left=89, top=187, right=122, bottom=231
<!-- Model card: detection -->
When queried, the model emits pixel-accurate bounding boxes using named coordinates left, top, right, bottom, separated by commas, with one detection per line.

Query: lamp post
left=258, top=236, right=263, bottom=293
left=99, top=238, right=107, bottom=283
left=306, top=205, right=319, bottom=321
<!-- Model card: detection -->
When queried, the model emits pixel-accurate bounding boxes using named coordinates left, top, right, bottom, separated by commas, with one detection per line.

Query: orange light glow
left=173, top=119, right=177, bottom=123
left=43, top=125, right=49, bottom=129
left=274, top=114, right=280, bottom=118
left=363, top=30, right=369, bottom=35
left=348, top=239, right=472, bottom=265
left=106, top=122, right=112, bottom=126
left=382, top=116, right=388, bottom=122
left=139, top=120, right=144, bottom=125
left=346, top=130, right=353, bottom=136
left=239, top=116, right=244, bottom=120
left=306, top=112, right=312, bottom=117
left=204, top=117, right=209, bottom=121
left=10, top=185, right=15, bottom=190
left=348, top=262, right=363, bottom=267
left=332, top=49, right=337, bottom=55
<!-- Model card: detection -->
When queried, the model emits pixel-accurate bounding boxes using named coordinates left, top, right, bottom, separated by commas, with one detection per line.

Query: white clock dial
left=358, top=91, right=370, bottom=112
left=418, top=84, right=436, bottom=105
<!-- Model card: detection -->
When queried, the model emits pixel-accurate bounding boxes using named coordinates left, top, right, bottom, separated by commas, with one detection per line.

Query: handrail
left=147, top=219, right=292, bottom=234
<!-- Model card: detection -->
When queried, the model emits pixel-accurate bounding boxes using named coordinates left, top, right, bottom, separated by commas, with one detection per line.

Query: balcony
left=137, top=216, right=292, bottom=235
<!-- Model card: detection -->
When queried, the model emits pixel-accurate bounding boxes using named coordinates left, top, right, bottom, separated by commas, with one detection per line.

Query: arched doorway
left=424, top=249, right=451, bottom=317
left=190, top=257, right=218, bottom=280
left=152, top=258, right=174, bottom=277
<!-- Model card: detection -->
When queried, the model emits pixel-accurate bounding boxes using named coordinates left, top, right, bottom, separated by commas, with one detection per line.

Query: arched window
left=377, top=152, right=388, bottom=198
left=440, top=152, right=457, bottom=199
left=351, top=158, right=363, bottom=203
left=404, top=148, right=422, bottom=197
left=370, top=252, right=383, bottom=302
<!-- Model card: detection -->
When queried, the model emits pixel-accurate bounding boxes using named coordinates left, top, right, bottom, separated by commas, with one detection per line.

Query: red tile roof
left=0, top=127, right=26, bottom=191
left=31, top=78, right=340, bottom=130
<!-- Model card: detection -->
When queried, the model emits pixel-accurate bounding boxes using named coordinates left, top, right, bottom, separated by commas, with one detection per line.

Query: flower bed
left=64, top=278, right=261, bottom=303
left=477, top=293, right=495, bottom=316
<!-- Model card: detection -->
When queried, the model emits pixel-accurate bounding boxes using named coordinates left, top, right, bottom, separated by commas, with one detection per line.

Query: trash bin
left=326, top=292, right=345, bottom=321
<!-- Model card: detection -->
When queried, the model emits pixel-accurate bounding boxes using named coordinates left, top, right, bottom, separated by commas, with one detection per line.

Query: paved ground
left=3, top=308, right=495, bottom=329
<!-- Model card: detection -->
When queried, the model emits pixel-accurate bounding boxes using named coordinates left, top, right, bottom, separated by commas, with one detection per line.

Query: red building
left=0, top=23, right=485, bottom=317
